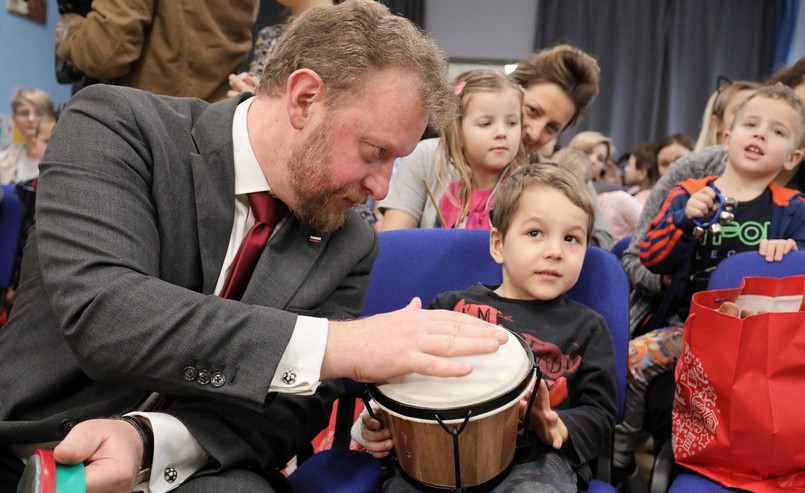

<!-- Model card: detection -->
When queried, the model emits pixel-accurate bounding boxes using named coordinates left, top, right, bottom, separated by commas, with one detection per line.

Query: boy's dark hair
left=492, top=163, right=595, bottom=244
left=631, top=141, right=660, bottom=186
left=731, top=85, right=805, bottom=148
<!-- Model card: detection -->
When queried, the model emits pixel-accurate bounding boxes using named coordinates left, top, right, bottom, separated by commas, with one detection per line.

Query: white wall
left=424, top=0, right=537, bottom=64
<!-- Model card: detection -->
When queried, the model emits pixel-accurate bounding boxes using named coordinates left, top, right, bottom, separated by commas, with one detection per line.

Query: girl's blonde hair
left=551, top=147, right=592, bottom=183
left=694, top=80, right=760, bottom=150
left=567, top=130, right=613, bottom=160
left=436, top=68, right=526, bottom=225
left=11, top=88, right=56, bottom=118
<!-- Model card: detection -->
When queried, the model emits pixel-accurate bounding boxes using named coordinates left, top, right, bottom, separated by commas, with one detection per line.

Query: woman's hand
left=227, top=72, right=259, bottom=97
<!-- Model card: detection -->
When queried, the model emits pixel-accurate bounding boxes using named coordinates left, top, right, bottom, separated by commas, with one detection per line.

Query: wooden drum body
left=367, top=330, right=537, bottom=491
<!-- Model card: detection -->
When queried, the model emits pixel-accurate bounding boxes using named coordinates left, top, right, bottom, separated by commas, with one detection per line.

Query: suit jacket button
left=60, top=419, right=77, bottom=434
left=196, top=370, right=211, bottom=385
left=210, top=372, right=226, bottom=388
left=182, top=366, right=197, bottom=381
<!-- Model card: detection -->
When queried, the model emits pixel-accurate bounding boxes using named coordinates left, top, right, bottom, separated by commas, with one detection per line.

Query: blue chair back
left=611, top=235, right=631, bottom=260
left=708, top=250, right=805, bottom=290
left=0, top=184, right=23, bottom=290
left=361, top=229, right=501, bottom=315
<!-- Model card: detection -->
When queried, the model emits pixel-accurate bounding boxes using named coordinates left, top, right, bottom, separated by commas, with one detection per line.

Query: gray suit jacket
left=0, top=85, right=377, bottom=474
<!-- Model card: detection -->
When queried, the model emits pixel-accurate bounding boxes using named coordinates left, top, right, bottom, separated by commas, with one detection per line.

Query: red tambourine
left=16, top=449, right=85, bottom=493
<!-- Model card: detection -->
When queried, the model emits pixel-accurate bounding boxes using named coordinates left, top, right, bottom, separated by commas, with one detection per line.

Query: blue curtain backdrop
left=534, top=0, right=800, bottom=154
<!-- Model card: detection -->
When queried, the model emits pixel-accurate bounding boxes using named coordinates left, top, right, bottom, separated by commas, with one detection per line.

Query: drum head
left=368, top=330, right=534, bottom=423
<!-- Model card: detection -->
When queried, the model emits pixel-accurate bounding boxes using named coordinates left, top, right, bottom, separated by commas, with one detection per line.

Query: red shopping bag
left=672, top=275, right=805, bottom=492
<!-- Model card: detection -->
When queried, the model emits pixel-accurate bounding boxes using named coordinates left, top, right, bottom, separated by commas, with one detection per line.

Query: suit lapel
left=189, top=95, right=245, bottom=294
left=241, top=217, right=331, bottom=308
left=192, top=149, right=235, bottom=294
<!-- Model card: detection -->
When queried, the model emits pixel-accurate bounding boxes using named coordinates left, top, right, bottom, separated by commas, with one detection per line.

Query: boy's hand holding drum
left=519, top=380, right=569, bottom=450
left=361, top=410, right=394, bottom=459
left=322, top=298, right=508, bottom=382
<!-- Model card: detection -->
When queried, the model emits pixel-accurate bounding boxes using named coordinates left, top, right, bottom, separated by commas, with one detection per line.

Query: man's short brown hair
left=255, top=0, right=456, bottom=133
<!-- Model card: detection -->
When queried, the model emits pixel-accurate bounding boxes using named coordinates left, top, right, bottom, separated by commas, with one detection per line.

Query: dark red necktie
left=219, top=192, right=287, bottom=300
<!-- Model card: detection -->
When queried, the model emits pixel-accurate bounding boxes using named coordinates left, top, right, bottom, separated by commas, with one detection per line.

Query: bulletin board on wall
left=0, top=113, right=16, bottom=151
left=6, top=0, right=45, bottom=24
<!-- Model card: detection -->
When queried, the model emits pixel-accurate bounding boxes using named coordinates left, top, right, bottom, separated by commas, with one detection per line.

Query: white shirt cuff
left=129, top=412, right=210, bottom=493
left=269, top=315, right=328, bottom=395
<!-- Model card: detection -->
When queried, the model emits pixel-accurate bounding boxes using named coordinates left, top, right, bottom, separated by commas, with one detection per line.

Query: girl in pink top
left=436, top=69, right=526, bottom=229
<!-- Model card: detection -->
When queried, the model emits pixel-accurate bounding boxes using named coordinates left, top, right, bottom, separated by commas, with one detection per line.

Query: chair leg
left=332, top=398, right=356, bottom=449
left=648, top=439, right=676, bottom=493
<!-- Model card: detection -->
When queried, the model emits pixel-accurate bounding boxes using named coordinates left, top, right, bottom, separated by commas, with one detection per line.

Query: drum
left=17, top=449, right=85, bottom=493
left=367, top=330, right=538, bottom=491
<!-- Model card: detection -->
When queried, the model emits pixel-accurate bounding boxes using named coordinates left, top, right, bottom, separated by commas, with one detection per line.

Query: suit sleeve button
left=196, top=370, right=211, bottom=385
left=210, top=372, right=226, bottom=388
left=182, top=366, right=197, bottom=381
left=60, top=418, right=77, bottom=434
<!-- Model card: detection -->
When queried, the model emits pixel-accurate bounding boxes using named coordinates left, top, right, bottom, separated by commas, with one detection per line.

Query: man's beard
left=287, top=117, right=368, bottom=232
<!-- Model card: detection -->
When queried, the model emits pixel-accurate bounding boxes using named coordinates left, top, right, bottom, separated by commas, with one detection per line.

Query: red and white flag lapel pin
left=308, top=235, right=322, bottom=243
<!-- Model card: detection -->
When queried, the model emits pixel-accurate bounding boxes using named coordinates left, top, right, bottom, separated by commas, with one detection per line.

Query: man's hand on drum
left=361, top=409, right=394, bottom=459
left=520, top=380, right=569, bottom=450
left=323, top=297, right=508, bottom=382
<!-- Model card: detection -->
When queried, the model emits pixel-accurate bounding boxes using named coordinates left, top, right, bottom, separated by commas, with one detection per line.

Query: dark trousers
left=0, top=445, right=24, bottom=491
left=644, top=370, right=675, bottom=453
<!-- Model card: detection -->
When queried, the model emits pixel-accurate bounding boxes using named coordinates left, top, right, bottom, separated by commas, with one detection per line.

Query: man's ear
left=286, top=69, right=325, bottom=130
left=489, top=228, right=505, bottom=265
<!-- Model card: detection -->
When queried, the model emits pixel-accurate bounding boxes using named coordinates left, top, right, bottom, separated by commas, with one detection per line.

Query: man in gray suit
left=0, top=1, right=507, bottom=491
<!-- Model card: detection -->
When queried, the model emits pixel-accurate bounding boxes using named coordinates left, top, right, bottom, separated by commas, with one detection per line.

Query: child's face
left=723, top=96, right=804, bottom=178
left=656, top=142, right=691, bottom=177
left=623, top=154, right=645, bottom=186
left=588, top=142, right=608, bottom=178
left=461, top=89, right=522, bottom=186
left=13, top=101, right=43, bottom=139
left=490, top=186, right=588, bottom=301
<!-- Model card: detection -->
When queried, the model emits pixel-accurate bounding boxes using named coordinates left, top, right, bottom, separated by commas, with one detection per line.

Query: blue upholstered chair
left=289, top=228, right=630, bottom=493
left=649, top=250, right=805, bottom=493
left=0, top=184, right=24, bottom=316
left=611, top=235, right=631, bottom=260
